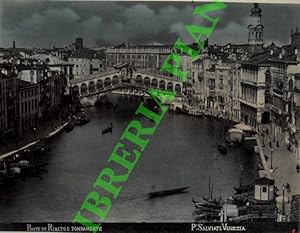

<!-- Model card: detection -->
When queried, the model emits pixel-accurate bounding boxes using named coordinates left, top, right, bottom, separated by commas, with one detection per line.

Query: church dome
left=251, top=3, right=262, bottom=16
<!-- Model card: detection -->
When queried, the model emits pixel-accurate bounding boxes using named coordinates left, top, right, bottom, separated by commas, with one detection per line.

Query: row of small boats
left=0, top=158, right=48, bottom=185
left=0, top=140, right=49, bottom=185
left=192, top=197, right=223, bottom=220
left=65, top=114, right=90, bottom=132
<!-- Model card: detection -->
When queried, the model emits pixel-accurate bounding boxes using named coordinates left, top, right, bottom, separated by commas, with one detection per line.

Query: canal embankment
left=0, top=120, right=70, bottom=160
left=255, top=124, right=300, bottom=221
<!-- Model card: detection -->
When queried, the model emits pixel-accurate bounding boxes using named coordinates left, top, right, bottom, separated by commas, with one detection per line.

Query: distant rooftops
left=112, top=42, right=173, bottom=49
left=69, top=48, right=104, bottom=59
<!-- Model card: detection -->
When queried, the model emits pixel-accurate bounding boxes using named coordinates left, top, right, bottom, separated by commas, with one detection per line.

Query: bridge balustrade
left=72, top=72, right=183, bottom=99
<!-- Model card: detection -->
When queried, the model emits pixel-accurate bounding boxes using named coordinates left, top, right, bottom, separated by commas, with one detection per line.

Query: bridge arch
left=175, top=83, right=181, bottom=93
left=81, top=83, right=88, bottom=94
left=104, top=77, right=112, bottom=87
left=97, top=80, right=103, bottom=89
left=159, top=80, right=166, bottom=90
left=167, top=82, right=173, bottom=91
left=151, top=78, right=158, bottom=88
left=136, top=75, right=143, bottom=85
left=72, top=85, right=79, bottom=96
left=144, top=76, right=151, bottom=87
left=112, top=75, right=120, bottom=85
left=89, top=81, right=96, bottom=93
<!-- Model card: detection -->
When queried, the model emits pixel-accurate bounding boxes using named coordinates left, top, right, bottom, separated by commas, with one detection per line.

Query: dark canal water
left=0, top=95, right=256, bottom=222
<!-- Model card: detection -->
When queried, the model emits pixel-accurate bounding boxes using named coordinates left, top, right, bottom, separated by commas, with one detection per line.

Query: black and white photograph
left=0, top=0, right=300, bottom=232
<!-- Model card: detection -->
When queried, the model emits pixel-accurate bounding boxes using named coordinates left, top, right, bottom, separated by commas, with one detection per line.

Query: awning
left=228, top=128, right=244, bottom=134
left=234, top=123, right=255, bottom=132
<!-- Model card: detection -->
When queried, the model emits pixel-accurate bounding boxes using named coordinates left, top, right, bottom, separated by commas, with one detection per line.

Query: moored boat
left=188, top=109, right=203, bottom=117
left=65, top=121, right=75, bottom=132
left=148, top=186, right=189, bottom=198
left=202, top=195, right=223, bottom=205
left=217, top=143, right=227, bottom=154
left=234, top=184, right=254, bottom=194
left=195, top=205, right=221, bottom=214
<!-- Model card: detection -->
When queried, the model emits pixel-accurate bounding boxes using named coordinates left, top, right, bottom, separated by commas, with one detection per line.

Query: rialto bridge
left=70, top=68, right=184, bottom=105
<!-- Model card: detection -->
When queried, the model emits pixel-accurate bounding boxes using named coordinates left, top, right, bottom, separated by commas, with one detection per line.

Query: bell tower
left=247, top=3, right=264, bottom=46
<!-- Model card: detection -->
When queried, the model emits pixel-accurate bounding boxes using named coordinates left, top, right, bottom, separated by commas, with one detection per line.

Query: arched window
left=167, top=82, right=173, bottom=91
left=159, top=80, right=166, bottom=90
left=151, top=78, right=158, bottom=87
left=72, top=86, right=79, bottom=96
left=175, top=84, right=181, bottom=93
left=144, top=77, right=150, bottom=86
left=112, top=75, right=119, bottom=85
left=136, top=75, right=143, bottom=84
left=89, top=81, right=96, bottom=92
left=97, top=80, right=103, bottom=89
left=81, top=84, right=87, bottom=94
left=104, top=77, right=111, bottom=87
left=265, top=70, right=271, bottom=86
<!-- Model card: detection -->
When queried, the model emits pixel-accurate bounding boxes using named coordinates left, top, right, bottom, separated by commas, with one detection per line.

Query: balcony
left=239, top=98, right=263, bottom=109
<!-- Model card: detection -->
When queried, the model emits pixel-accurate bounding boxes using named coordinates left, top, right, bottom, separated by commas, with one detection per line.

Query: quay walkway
left=256, top=124, right=300, bottom=221
left=0, top=122, right=68, bottom=160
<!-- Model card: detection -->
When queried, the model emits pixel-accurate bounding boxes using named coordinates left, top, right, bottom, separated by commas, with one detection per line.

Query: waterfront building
left=17, top=80, right=40, bottom=135
left=68, top=50, right=104, bottom=78
left=30, top=54, right=74, bottom=96
left=17, top=61, right=65, bottom=119
left=239, top=61, right=270, bottom=128
left=105, top=43, right=172, bottom=74
left=0, top=64, right=17, bottom=141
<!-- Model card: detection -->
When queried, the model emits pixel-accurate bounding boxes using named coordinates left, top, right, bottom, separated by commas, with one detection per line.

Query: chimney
left=13, top=41, right=15, bottom=49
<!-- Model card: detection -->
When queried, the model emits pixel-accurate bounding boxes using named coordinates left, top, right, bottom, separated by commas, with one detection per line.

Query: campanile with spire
left=247, top=3, right=264, bottom=46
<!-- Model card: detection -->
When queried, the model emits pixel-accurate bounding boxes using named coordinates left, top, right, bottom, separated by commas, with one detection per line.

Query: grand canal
left=0, top=95, right=256, bottom=222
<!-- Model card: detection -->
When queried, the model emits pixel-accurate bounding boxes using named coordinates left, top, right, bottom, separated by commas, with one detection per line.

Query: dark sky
left=1, top=0, right=300, bottom=48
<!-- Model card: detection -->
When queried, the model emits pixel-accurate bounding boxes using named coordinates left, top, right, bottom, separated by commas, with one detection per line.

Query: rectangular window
left=262, top=187, right=267, bottom=193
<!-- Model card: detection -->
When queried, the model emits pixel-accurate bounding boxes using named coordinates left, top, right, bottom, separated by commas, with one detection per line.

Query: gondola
left=194, top=202, right=222, bottom=210
left=194, top=210, right=220, bottom=219
left=231, top=193, right=248, bottom=204
left=65, top=121, right=75, bottom=132
left=202, top=195, right=222, bottom=205
left=234, top=184, right=254, bottom=194
left=147, top=186, right=189, bottom=198
left=192, top=198, right=222, bottom=209
left=217, top=143, right=227, bottom=154
left=79, top=116, right=90, bottom=126
left=195, top=205, right=221, bottom=214
left=102, top=123, right=113, bottom=135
